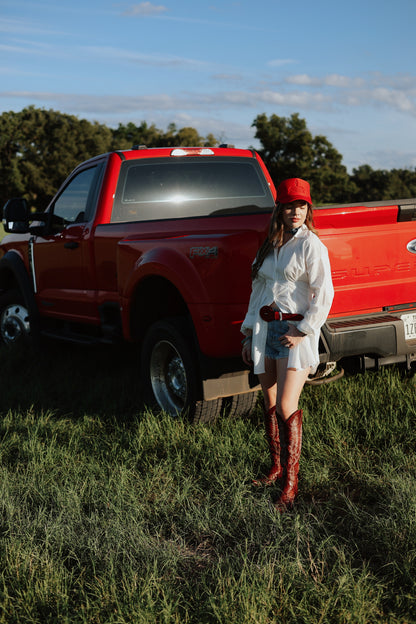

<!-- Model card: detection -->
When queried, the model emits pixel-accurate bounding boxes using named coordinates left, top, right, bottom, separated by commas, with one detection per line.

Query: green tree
left=170, top=126, right=207, bottom=147
left=252, top=112, right=354, bottom=204
left=160, top=123, right=217, bottom=147
left=111, top=121, right=218, bottom=150
left=111, top=121, right=164, bottom=150
left=0, top=107, right=112, bottom=210
left=0, top=108, right=220, bottom=211
left=351, top=165, right=416, bottom=201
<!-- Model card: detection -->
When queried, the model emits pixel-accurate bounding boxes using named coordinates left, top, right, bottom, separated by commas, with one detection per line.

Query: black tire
left=225, top=391, right=259, bottom=419
left=141, top=318, right=223, bottom=423
left=0, top=289, right=31, bottom=346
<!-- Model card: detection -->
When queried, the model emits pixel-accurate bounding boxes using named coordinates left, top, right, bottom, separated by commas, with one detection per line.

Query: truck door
left=31, top=162, right=104, bottom=323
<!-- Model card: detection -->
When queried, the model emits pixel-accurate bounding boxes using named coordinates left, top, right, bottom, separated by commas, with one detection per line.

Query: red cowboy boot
left=277, top=411, right=288, bottom=476
left=253, top=406, right=283, bottom=486
left=274, top=409, right=303, bottom=512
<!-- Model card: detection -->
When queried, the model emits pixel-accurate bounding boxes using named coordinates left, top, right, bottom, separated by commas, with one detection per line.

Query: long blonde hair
left=251, top=202, right=317, bottom=280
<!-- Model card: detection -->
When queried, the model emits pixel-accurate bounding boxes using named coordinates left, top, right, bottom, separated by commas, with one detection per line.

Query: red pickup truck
left=1, top=146, right=416, bottom=422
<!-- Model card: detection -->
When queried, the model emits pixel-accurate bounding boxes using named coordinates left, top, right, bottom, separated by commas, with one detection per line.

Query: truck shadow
left=0, top=340, right=145, bottom=422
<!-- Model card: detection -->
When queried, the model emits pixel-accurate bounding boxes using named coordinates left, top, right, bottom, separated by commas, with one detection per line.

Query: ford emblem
left=407, top=239, right=416, bottom=254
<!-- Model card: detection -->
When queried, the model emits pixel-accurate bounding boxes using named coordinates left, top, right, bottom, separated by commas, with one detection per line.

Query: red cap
left=276, top=178, right=312, bottom=205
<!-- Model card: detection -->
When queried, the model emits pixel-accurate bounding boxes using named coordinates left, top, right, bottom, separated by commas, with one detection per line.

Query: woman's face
left=281, top=200, right=309, bottom=230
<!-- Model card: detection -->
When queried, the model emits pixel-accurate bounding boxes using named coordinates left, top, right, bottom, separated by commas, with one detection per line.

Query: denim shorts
left=265, top=320, right=290, bottom=360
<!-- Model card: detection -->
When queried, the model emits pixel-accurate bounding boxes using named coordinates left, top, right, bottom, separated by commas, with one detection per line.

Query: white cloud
left=282, top=72, right=416, bottom=116
left=216, top=89, right=329, bottom=109
left=0, top=88, right=330, bottom=114
left=367, top=72, right=416, bottom=90
left=123, top=3, right=168, bottom=16
left=355, top=148, right=416, bottom=171
left=0, top=17, right=68, bottom=37
left=286, top=74, right=364, bottom=88
left=371, top=87, right=416, bottom=114
left=0, top=40, right=56, bottom=57
left=268, top=59, right=297, bottom=68
left=324, top=75, right=365, bottom=88
left=1, top=71, right=415, bottom=125
left=285, top=74, right=317, bottom=86
left=82, top=45, right=208, bottom=70
left=212, top=74, right=244, bottom=82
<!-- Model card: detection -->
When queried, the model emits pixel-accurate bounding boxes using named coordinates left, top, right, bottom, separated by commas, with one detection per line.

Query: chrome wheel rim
left=0, top=303, right=30, bottom=345
left=149, top=339, right=187, bottom=415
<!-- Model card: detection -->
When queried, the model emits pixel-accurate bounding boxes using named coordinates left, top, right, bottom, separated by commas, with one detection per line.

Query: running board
left=40, top=329, right=116, bottom=346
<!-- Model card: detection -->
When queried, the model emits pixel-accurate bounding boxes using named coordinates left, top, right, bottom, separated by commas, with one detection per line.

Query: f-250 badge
left=189, top=246, right=218, bottom=258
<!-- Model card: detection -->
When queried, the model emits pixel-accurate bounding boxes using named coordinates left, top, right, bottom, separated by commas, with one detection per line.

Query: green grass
left=0, top=342, right=415, bottom=623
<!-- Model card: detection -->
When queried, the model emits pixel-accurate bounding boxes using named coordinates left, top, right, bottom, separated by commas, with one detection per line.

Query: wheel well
left=130, top=276, right=190, bottom=342
left=0, top=253, right=39, bottom=327
left=0, top=267, right=19, bottom=293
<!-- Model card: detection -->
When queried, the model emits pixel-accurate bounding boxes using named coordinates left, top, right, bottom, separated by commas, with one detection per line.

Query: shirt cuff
left=296, top=319, right=315, bottom=336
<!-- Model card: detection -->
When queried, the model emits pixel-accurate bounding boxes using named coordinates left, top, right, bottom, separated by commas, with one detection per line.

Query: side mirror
left=2, top=198, right=30, bottom=233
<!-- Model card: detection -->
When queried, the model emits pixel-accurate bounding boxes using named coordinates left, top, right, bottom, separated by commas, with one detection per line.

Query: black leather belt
left=260, top=305, right=304, bottom=322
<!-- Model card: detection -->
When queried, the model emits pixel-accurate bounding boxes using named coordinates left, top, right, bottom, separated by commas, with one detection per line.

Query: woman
left=241, top=177, right=334, bottom=512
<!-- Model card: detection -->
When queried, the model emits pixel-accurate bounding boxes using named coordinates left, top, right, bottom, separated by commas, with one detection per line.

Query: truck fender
left=117, top=243, right=213, bottom=344
left=120, top=245, right=210, bottom=305
left=0, top=250, right=39, bottom=328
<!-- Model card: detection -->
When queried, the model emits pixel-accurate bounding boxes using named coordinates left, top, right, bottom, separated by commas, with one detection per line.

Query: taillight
left=170, top=148, right=215, bottom=157
left=398, top=203, right=416, bottom=221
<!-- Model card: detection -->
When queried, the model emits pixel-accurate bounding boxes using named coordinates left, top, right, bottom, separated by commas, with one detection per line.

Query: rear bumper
left=200, top=309, right=416, bottom=401
left=199, top=354, right=260, bottom=401
left=320, top=310, right=416, bottom=369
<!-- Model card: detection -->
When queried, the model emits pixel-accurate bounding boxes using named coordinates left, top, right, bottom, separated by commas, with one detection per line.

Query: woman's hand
left=242, top=337, right=253, bottom=366
left=279, top=325, right=305, bottom=349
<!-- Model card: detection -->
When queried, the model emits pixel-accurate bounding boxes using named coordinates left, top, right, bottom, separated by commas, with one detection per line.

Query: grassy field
left=0, top=341, right=415, bottom=623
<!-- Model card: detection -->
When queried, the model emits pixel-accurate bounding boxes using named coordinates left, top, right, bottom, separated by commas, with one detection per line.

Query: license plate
left=402, top=312, right=416, bottom=340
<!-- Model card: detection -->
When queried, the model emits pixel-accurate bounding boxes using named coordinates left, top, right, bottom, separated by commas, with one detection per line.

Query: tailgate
left=315, top=202, right=416, bottom=318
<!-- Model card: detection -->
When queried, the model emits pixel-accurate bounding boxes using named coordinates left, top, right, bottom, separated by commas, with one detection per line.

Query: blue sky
left=1, top=0, right=416, bottom=172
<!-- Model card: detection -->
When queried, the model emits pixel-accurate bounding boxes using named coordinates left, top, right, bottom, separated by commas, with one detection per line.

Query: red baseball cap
left=276, top=178, right=312, bottom=205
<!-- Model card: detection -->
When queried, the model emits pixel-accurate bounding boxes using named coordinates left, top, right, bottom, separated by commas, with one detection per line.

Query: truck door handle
left=64, top=241, right=79, bottom=249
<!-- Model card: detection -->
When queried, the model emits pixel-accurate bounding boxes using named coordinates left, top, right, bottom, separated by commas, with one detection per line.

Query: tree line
left=1, top=106, right=415, bottom=211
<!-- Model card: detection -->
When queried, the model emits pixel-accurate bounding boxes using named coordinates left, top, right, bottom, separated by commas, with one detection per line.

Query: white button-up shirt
left=241, top=225, right=334, bottom=375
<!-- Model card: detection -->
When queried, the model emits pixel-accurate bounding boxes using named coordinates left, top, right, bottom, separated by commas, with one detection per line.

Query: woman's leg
left=274, top=360, right=311, bottom=511
left=253, top=357, right=281, bottom=485
left=258, top=356, right=278, bottom=411
left=275, top=359, right=310, bottom=420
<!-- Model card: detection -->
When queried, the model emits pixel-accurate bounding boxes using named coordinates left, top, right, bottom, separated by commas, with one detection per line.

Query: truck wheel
left=141, top=319, right=222, bottom=423
left=0, top=290, right=30, bottom=346
left=225, top=391, right=259, bottom=419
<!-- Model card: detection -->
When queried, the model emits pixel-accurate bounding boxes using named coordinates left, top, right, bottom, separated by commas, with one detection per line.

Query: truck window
left=51, top=165, right=102, bottom=232
left=111, top=157, right=274, bottom=223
